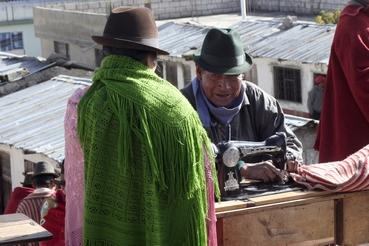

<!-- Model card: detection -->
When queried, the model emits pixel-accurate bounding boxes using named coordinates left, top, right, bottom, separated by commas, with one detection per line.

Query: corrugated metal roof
left=242, top=22, right=335, bottom=64
left=159, top=22, right=211, bottom=57
left=285, top=114, right=317, bottom=131
left=0, top=75, right=91, bottom=162
left=158, top=20, right=335, bottom=64
left=0, top=52, right=53, bottom=78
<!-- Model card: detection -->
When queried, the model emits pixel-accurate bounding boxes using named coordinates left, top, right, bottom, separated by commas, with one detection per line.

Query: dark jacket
left=181, top=81, right=303, bottom=161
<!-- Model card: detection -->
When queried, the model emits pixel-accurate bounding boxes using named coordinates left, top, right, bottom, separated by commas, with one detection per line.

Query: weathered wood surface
left=341, top=190, right=369, bottom=245
left=218, top=200, right=335, bottom=246
left=216, top=190, right=369, bottom=246
left=0, top=213, right=52, bottom=245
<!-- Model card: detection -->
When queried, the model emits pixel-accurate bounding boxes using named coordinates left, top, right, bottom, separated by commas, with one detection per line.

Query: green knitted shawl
left=77, top=55, right=218, bottom=246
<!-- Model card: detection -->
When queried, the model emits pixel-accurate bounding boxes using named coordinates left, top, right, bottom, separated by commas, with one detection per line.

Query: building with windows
left=33, top=3, right=336, bottom=117
left=0, top=1, right=44, bottom=56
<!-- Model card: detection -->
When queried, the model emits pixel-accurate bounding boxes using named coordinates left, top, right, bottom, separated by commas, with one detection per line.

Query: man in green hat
left=181, top=28, right=303, bottom=182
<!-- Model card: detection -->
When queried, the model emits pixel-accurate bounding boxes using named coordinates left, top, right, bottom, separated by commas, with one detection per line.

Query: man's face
left=197, top=66, right=243, bottom=107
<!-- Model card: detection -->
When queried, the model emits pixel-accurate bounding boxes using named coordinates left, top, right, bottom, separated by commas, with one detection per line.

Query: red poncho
left=4, top=187, right=34, bottom=214
left=40, top=190, right=65, bottom=246
left=315, top=4, right=369, bottom=162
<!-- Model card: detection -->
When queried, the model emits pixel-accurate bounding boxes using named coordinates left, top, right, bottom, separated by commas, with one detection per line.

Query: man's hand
left=240, top=160, right=282, bottom=182
left=286, top=159, right=301, bottom=173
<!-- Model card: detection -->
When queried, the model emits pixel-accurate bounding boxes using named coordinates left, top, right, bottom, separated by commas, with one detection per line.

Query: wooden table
left=216, top=189, right=369, bottom=246
left=0, top=213, right=52, bottom=245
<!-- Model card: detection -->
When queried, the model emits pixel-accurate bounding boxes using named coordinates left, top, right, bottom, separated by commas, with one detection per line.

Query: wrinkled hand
left=286, top=159, right=301, bottom=173
left=240, top=160, right=282, bottom=182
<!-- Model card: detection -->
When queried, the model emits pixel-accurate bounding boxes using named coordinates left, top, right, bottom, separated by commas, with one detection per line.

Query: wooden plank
left=0, top=213, right=52, bottom=245
left=215, top=190, right=340, bottom=216
left=249, top=190, right=334, bottom=206
left=215, top=200, right=254, bottom=213
left=219, top=200, right=335, bottom=246
left=342, top=190, right=369, bottom=245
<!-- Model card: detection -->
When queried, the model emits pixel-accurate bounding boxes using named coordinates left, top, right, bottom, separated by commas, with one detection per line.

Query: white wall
left=254, top=57, right=327, bottom=114
left=0, top=22, right=41, bottom=57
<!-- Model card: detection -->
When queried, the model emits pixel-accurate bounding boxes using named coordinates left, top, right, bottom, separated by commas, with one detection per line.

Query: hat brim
left=193, top=52, right=253, bottom=75
left=92, top=36, right=169, bottom=55
left=32, top=172, right=59, bottom=178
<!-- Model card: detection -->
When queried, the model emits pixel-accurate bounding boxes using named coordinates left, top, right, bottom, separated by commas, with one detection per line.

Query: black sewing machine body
left=214, top=132, right=296, bottom=200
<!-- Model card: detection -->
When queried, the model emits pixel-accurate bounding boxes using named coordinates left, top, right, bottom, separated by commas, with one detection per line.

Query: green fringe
left=77, top=55, right=219, bottom=245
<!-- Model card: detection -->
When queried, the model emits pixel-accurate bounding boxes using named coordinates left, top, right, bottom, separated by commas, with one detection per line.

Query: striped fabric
left=291, top=145, right=369, bottom=191
left=16, top=190, right=54, bottom=224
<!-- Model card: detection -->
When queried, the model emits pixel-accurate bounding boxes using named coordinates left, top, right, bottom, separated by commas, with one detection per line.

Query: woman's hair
left=102, top=46, right=157, bottom=65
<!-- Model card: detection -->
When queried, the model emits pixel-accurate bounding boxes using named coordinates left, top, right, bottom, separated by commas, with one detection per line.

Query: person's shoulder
left=243, top=81, right=280, bottom=112
left=244, top=81, right=278, bottom=102
left=180, top=82, right=196, bottom=107
left=147, top=80, right=198, bottom=125
left=180, top=83, right=193, bottom=97
left=338, top=5, right=369, bottom=30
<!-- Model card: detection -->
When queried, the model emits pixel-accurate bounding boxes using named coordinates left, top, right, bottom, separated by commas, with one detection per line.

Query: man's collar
left=34, top=187, right=53, bottom=193
left=241, top=81, right=250, bottom=105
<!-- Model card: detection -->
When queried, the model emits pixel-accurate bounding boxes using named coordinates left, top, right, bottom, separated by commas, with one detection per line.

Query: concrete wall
left=151, top=0, right=240, bottom=19
left=0, top=0, right=83, bottom=22
left=0, top=22, right=41, bottom=57
left=45, top=0, right=240, bottom=19
left=0, top=3, right=33, bottom=22
left=254, top=58, right=327, bottom=115
left=40, top=38, right=96, bottom=68
left=34, top=8, right=107, bottom=48
left=248, top=0, right=347, bottom=15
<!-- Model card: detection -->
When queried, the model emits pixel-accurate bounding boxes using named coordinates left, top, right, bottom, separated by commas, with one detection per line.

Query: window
left=273, top=66, right=301, bottom=103
left=11, top=32, right=23, bottom=49
left=0, top=32, right=23, bottom=51
left=54, top=41, right=70, bottom=59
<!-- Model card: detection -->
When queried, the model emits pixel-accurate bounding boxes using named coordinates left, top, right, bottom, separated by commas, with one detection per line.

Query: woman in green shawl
left=77, top=7, right=218, bottom=246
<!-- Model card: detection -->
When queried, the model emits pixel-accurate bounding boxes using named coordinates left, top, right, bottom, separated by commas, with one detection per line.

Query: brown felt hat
left=92, top=7, right=169, bottom=55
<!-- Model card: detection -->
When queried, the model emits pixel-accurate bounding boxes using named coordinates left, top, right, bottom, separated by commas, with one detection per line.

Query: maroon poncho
left=315, top=4, right=369, bottom=162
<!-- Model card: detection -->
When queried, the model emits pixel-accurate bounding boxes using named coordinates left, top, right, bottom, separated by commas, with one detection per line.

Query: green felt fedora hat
left=194, top=28, right=253, bottom=75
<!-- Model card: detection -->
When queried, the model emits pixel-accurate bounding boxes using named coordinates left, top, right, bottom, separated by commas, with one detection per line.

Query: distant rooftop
left=159, top=18, right=335, bottom=64
left=0, top=75, right=91, bottom=162
left=0, top=52, right=52, bottom=82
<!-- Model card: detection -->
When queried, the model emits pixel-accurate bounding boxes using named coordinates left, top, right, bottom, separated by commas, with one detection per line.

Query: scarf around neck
left=78, top=55, right=219, bottom=246
left=192, top=77, right=245, bottom=127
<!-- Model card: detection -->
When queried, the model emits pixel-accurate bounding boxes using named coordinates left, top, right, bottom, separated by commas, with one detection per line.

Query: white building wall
left=0, top=22, right=41, bottom=57
left=254, top=57, right=327, bottom=115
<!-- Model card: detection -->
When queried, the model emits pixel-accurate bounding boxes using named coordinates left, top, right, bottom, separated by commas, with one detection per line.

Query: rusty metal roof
left=0, top=75, right=90, bottom=162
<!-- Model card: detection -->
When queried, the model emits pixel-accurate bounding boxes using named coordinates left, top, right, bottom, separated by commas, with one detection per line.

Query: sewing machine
left=214, top=132, right=299, bottom=201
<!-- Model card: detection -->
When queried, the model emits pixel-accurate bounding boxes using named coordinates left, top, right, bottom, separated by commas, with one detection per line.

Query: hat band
left=106, top=35, right=159, bottom=48
left=201, top=53, right=245, bottom=67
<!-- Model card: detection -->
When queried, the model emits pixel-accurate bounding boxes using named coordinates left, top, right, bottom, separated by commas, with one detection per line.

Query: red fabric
left=16, top=191, right=54, bottom=223
left=40, top=190, right=65, bottom=246
left=315, top=5, right=369, bottom=162
left=292, top=144, right=369, bottom=192
left=4, top=187, right=34, bottom=214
